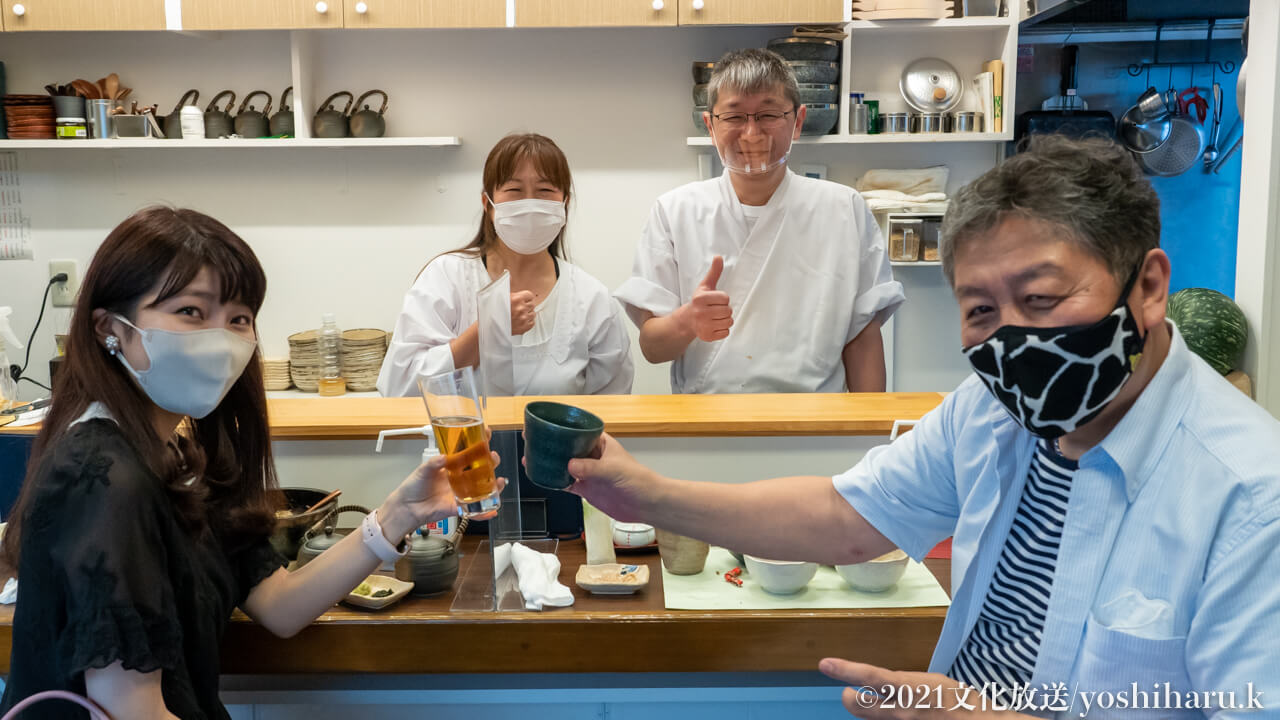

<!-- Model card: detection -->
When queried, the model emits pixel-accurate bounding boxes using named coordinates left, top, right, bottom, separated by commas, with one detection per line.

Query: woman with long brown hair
left=376, top=133, right=634, bottom=398
left=0, top=207, right=465, bottom=720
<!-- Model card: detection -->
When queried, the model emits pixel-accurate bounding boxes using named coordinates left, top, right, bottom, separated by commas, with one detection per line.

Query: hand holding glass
left=419, top=367, right=501, bottom=520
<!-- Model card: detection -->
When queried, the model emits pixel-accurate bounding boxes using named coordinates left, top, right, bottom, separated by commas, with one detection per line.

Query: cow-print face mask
left=963, top=269, right=1146, bottom=439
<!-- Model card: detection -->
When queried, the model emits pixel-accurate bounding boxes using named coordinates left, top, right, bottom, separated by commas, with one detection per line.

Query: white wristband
left=361, top=509, right=408, bottom=564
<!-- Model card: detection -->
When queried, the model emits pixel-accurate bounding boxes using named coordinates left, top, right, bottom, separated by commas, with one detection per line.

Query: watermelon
left=1167, top=288, right=1248, bottom=375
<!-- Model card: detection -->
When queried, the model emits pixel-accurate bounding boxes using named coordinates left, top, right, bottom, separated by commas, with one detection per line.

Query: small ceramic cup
left=835, top=549, right=909, bottom=592
left=523, top=401, right=605, bottom=490
left=656, top=529, right=710, bottom=575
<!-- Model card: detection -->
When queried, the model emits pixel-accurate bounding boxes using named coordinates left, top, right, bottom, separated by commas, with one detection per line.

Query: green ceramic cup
left=523, top=401, right=605, bottom=490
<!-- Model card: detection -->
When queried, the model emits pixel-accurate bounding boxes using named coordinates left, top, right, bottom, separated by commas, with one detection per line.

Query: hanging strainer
left=1138, top=115, right=1204, bottom=177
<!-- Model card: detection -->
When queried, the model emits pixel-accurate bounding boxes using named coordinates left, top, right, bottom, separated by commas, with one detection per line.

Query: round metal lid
left=899, top=57, right=963, bottom=113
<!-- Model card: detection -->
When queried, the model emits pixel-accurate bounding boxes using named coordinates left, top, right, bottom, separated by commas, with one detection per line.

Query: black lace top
left=1, top=419, right=286, bottom=720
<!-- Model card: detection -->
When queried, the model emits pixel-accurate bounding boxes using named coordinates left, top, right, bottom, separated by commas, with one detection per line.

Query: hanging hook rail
left=1127, top=20, right=1236, bottom=78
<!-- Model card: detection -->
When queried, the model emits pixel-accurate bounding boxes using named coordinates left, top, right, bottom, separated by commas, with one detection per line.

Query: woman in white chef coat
left=376, top=133, right=634, bottom=398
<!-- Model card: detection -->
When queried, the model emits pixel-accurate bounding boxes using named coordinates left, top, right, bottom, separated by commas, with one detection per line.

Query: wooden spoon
left=72, top=79, right=98, bottom=99
left=301, top=489, right=342, bottom=516
left=104, top=73, right=119, bottom=103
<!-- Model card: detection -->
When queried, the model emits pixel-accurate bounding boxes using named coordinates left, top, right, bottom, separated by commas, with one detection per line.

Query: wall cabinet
left=677, top=0, right=845, bottom=25
left=517, top=0, right=676, bottom=27
left=341, top=0, right=506, bottom=29
left=182, top=0, right=342, bottom=30
left=2, top=0, right=166, bottom=31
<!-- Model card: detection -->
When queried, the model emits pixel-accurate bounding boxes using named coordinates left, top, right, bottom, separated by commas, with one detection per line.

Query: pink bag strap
left=1, top=690, right=112, bottom=720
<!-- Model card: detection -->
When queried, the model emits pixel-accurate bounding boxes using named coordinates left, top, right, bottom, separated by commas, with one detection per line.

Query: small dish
left=343, top=574, right=414, bottom=610
left=575, top=563, right=650, bottom=595
left=613, top=522, right=656, bottom=548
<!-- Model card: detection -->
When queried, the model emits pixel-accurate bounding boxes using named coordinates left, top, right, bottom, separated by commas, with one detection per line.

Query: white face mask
left=487, top=195, right=566, bottom=255
left=112, top=314, right=258, bottom=419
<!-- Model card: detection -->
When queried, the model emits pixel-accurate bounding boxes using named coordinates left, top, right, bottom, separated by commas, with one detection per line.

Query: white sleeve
left=613, top=200, right=684, bottom=329
left=584, top=297, right=636, bottom=395
left=847, top=200, right=906, bottom=344
left=375, top=260, right=464, bottom=398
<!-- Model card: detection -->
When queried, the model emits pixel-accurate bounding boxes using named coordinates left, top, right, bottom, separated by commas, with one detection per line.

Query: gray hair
left=708, top=48, right=801, bottom=112
left=940, top=135, right=1161, bottom=285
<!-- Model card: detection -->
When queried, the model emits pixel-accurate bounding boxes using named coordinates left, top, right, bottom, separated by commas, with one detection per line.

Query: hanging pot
left=312, top=90, right=354, bottom=139
left=295, top=505, right=371, bottom=567
left=349, top=89, right=388, bottom=138
left=161, top=89, right=199, bottom=139
left=234, top=90, right=272, bottom=139
left=203, top=90, right=237, bottom=139
left=269, top=85, right=295, bottom=137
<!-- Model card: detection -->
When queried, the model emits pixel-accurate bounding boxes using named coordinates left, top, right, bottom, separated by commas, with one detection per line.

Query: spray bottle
left=0, top=307, right=23, bottom=412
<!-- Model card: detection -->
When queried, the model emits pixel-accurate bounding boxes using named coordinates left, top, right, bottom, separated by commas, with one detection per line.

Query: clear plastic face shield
left=707, top=103, right=799, bottom=175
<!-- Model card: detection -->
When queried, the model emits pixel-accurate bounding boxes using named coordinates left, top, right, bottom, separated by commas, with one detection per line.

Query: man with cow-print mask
left=566, top=135, right=1280, bottom=719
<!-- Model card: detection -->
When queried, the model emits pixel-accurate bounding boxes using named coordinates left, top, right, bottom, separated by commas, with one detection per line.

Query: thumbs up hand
left=681, top=255, right=733, bottom=342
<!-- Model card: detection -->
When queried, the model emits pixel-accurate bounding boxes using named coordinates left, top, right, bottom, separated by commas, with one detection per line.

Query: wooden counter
left=1, top=392, right=945, bottom=440
left=0, top=538, right=950, bottom=675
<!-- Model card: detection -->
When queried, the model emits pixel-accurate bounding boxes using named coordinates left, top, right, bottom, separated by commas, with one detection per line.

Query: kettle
left=349, top=89, right=388, bottom=138
left=312, top=91, right=354, bottom=139
left=295, top=505, right=371, bottom=568
left=203, top=90, right=237, bottom=138
left=394, top=521, right=465, bottom=597
left=161, top=89, right=199, bottom=139
left=269, top=85, right=295, bottom=137
left=234, top=90, right=272, bottom=139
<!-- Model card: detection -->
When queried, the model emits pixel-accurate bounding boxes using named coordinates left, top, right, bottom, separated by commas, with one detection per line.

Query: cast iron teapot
left=296, top=505, right=371, bottom=567
left=269, top=86, right=294, bottom=137
left=394, top=519, right=466, bottom=597
left=349, top=89, right=388, bottom=138
left=234, top=90, right=272, bottom=138
left=312, top=90, right=354, bottom=139
left=161, top=89, right=199, bottom=139
left=203, top=90, right=237, bottom=139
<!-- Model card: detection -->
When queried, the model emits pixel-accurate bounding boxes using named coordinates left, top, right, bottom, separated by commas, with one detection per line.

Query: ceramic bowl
left=656, top=529, right=709, bottom=575
left=801, top=103, right=839, bottom=135
left=798, top=83, right=839, bottom=105
left=787, top=60, right=840, bottom=85
left=613, top=522, right=656, bottom=548
left=523, top=401, right=604, bottom=490
left=744, top=555, right=819, bottom=595
left=768, top=36, right=840, bottom=62
left=692, top=61, right=716, bottom=84
left=692, top=106, right=710, bottom=135
left=836, top=549, right=909, bottom=592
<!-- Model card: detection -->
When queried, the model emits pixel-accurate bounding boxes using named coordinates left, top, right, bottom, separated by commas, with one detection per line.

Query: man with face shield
left=572, top=136, right=1280, bottom=718
left=614, top=48, right=904, bottom=394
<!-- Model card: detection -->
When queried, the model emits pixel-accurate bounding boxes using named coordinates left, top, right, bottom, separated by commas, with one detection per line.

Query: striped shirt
left=949, top=440, right=1076, bottom=691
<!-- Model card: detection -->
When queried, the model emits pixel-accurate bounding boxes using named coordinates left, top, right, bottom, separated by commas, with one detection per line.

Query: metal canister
left=911, top=112, right=945, bottom=133
left=881, top=112, right=910, bottom=134
left=954, top=111, right=984, bottom=132
left=849, top=94, right=869, bottom=134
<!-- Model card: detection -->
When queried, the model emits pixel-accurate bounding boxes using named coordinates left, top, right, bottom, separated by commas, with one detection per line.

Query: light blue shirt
left=835, top=325, right=1280, bottom=719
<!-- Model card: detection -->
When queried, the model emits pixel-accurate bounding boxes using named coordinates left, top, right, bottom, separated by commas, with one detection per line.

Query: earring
left=105, top=335, right=120, bottom=356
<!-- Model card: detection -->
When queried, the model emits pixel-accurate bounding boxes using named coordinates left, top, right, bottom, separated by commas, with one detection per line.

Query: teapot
left=234, top=90, right=272, bottom=138
left=394, top=524, right=462, bottom=597
left=296, top=505, right=370, bottom=567
left=269, top=86, right=295, bottom=137
left=161, top=89, right=199, bottom=139
left=203, top=90, right=237, bottom=139
left=349, top=89, right=388, bottom=138
left=312, top=91, right=353, bottom=139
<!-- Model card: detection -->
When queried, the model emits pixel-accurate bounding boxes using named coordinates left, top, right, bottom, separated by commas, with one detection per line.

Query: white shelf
left=890, top=261, right=942, bottom=267
left=687, top=132, right=1011, bottom=146
left=847, top=16, right=1015, bottom=31
left=0, top=136, right=462, bottom=149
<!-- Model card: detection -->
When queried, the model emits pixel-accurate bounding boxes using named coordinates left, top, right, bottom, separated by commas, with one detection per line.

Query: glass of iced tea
left=419, top=366, right=500, bottom=520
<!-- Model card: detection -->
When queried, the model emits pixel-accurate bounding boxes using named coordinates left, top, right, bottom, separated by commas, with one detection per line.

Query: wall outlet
left=49, top=260, right=79, bottom=307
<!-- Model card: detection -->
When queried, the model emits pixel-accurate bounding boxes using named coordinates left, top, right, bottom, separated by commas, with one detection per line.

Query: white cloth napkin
left=856, top=167, right=950, bottom=196
left=1, top=577, right=17, bottom=604
left=494, top=542, right=574, bottom=611
left=861, top=189, right=950, bottom=212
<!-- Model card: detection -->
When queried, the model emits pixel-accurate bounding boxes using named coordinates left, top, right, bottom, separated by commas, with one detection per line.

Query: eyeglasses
left=711, top=110, right=795, bottom=130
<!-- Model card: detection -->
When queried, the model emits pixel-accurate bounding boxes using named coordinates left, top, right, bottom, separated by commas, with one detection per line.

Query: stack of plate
left=262, top=357, right=292, bottom=391
left=4, top=95, right=55, bottom=139
left=287, top=330, right=319, bottom=392
left=852, top=0, right=956, bottom=20
left=342, top=328, right=387, bottom=392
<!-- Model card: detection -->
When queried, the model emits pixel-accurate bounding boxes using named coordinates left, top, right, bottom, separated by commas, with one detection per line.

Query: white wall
left=0, top=26, right=982, bottom=400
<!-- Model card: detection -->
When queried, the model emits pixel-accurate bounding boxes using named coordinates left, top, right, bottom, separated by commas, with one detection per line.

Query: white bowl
left=743, top=555, right=819, bottom=595
left=613, top=522, right=656, bottom=548
left=836, top=549, right=909, bottom=592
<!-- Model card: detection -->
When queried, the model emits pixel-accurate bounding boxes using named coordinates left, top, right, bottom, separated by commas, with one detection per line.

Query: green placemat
left=662, top=547, right=951, bottom=610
